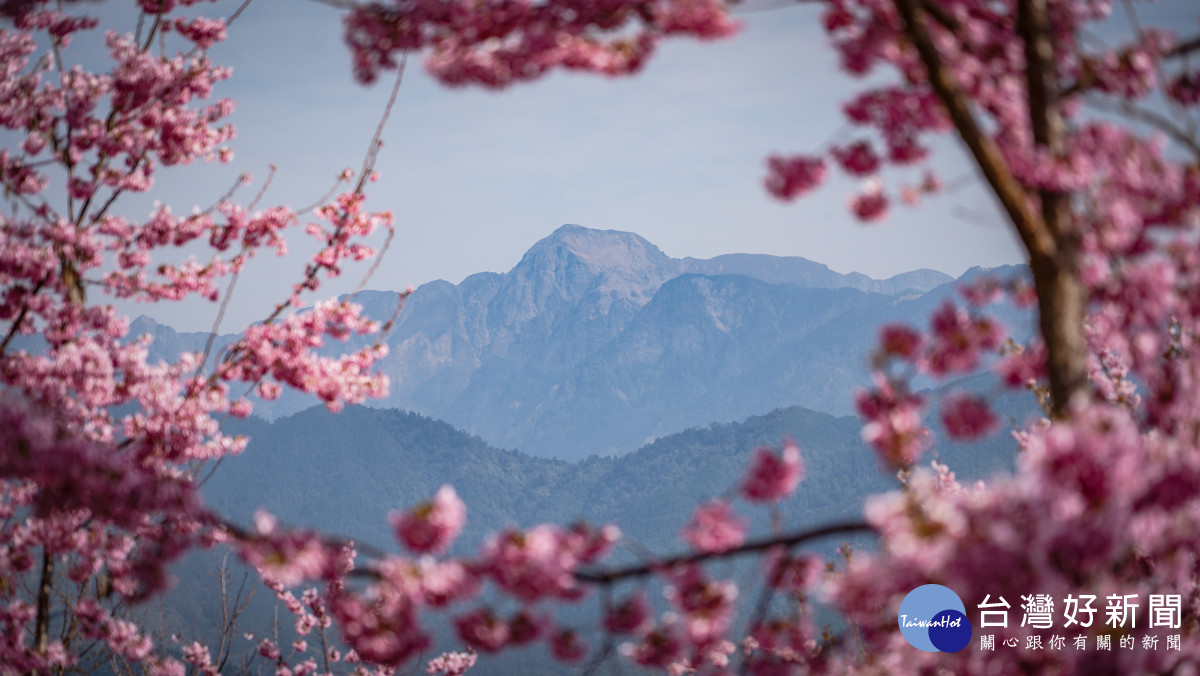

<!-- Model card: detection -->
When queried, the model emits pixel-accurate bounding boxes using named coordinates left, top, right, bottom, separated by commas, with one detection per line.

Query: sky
left=64, top=0, right=1040, bottom=331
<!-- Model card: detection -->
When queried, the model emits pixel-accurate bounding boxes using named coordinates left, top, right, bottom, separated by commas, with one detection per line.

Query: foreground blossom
left=940, top=392, right=999, bottom=441
left=680, top=499, right=746, bottom=553
left=392, top=485, right=467, bottom=554
left=739, top=439, right=804, bottom=502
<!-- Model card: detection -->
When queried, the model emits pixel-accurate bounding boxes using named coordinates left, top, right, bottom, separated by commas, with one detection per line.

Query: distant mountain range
left=130, top=224, right=1028, bottom=460
left=176, top=393, right=1030, bottom=675
left=208, top=393, right=1029, bottom=556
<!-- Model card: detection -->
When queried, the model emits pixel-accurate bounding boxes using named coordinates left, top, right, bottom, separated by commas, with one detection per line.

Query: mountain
left=130, top=224, right=1025, bottom=460
left=681, top=252, right=951, bottom=296
left=207, top=387, right=1032, bottom=554
left=206, top=404, right=880, bottom=551
left=176, top=395, right=1030, bottom=675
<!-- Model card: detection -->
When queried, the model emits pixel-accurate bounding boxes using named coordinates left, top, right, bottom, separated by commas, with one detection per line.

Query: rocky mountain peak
left=126, top=223, right=995, bottom=458
left=510, top=224, right=680, bottom=305
left=537, top=224, right=670, bottom=271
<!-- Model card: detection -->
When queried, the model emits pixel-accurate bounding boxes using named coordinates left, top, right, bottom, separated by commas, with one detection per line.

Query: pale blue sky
left=80, top=0, right=1041, bottom=331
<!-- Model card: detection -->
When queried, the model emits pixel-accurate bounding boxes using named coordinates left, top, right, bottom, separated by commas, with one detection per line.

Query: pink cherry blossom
left=939, top=392, right=999, bottom=441
left=877, top=324, right=922, bottom=361
left=831, top=140, right=880, bottom=176
left=680, top=499, right=746, bottom=553
left=427, top=648, right=477, bottom=675
left=604, top=590, right=651, bottom=635
left=763, top=155, right=827, bottom=200
left=855, top=375, right=928, bottom=468
left=925, top=301, right=1005, bottom=376
left=623, top=623, right=685, bottom=668
left=392, top=485, right=467, bottom=554
left=849, top=186, right=889, bottom=222
left=739, top=439, right=804, bottom=502
left=478, top=523, right=596, bottom=602
left=453, top=607, right=510, bottom=653
left=550, top=628, right=587, bottom=662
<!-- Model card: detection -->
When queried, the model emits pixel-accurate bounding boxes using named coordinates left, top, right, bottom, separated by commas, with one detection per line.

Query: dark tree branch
left=1021, top=0, right=1061, bottom=150
left=580, top=638, right=617, bottom=676
left=896, top=0, right=1087, bottom=416
left=573, top=521, right=874, bottom=586
left=1059, top=69, right=1095, bottom=100
left=1018, top=0, right=1088, bottom=417
left=0, top=278, right=47, bottom=356
left=1121, top=0, right=1199, bottom=146
left=32, top=552, right=53, bottom=662
left=1085, top=95, right=1200, bottom=159
left=918, top=0, right=961, bottom=33
left=892, top=0, right=1056, bottom=262
left=1165, top=34, right=1200, bottom=59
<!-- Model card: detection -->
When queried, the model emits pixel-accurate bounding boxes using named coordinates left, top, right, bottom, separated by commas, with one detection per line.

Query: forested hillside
left=170, top=388, right=1031, bottom=674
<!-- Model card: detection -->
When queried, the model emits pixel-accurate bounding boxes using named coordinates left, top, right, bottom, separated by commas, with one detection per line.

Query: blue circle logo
left=898, top=584, right=972, bottom=653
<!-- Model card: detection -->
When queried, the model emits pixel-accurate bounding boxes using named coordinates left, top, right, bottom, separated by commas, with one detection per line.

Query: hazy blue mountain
left=207, top=384, right=1033, bottom=552
left=681, top=252, right=951, bottom=296
left=207, top=404, right=879, bottom=550
left=129, top=224, right=1027, bottom=459
left=177, top=390, right=1031, bottom=675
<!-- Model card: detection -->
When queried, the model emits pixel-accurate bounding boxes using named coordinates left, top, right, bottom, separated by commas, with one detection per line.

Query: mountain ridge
left=177, top=385, right=1029, bottom=676
left=128, top=224, right=1023, bottom=459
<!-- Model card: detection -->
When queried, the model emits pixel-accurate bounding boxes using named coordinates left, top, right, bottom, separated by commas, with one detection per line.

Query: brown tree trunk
left=895, top=0, right=1089, bottom=416
left=1020, top=0, right=1088, bottom=416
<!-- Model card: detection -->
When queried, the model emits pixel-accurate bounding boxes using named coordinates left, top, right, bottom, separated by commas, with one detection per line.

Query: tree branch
left=0, top=279, right=46, bottom=356
left=891, top=0, right=1057, bottom=263
left=573, top=521, right=874, bottom=585
left=1018, top=0, right=1088, bottom=416
left=1021, top=0, right=1060, bottom=152
left=895, top=0, right=1087, bottom=415
left=1085, top=94, right=1200, bottom=160
left=33, top=552, right=53, bottom=659
left=1165, top=34, right=1200, bottom=59
left=917, top=0, right=960, bottom=33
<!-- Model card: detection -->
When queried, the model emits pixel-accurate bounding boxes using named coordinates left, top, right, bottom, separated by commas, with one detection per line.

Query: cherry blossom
left=680, top=499, right=746, bottom=553
left=939, top=391, right=998, bottom=441
left=427, top=647, right=477, bottom=675
left=392, top=485, right=467, bottom=554
left=740, top=439, right=804, bottom=502
left=763, top=155, right=827, bottom=200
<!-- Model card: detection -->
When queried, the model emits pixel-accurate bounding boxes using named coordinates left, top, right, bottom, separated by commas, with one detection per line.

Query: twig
left=33, top=551, right=54, bottom=657
left=892, top=0, right=1056, bottom=263
left=356, top=53, right=408, bottom=193
left=580, top=638, right=617, bottom=676
left=351, top=228, right=396, bottom=297
left=574, top=521, right=874, bottom=585
left=1121, top=0, right=1198, bottom=149
left=1085, top=95, right=1200, bottom=159
left=193, top=165, right=277, bottom=380
left=1165, top=34, right=1200, bottom=59
left=0, top=278, right=47, bottom=356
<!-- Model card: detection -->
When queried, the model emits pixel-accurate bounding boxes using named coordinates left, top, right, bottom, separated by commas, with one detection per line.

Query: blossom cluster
left=0, top=2, right=398, bottom=671
left=828, top=404, right=1200, bottom=674
left=772, top=2, right=1200, bottom=673
left=342, top=0, right=738, bottom=88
